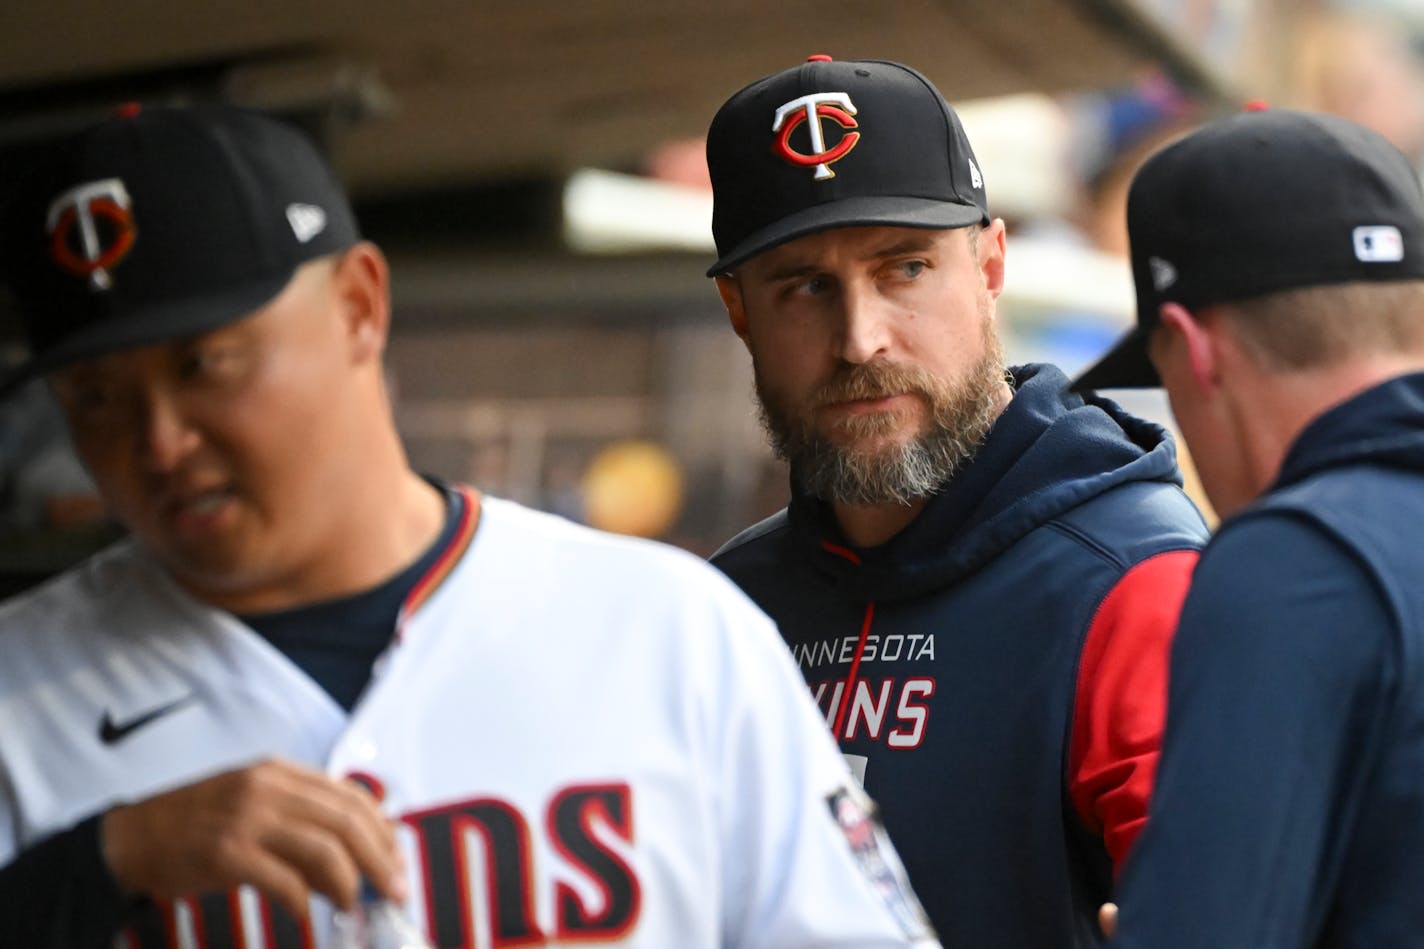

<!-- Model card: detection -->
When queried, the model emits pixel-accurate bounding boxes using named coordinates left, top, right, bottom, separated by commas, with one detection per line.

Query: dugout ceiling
left=0, top=0, right=1237, bottom=199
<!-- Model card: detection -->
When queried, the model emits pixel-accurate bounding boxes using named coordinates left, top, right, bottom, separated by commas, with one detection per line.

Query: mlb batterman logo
left=46, top=178, right=137, bottom=291
left=772, top=92, right=860, bottom=180
left=1353, top=225, right=1405, bottom=263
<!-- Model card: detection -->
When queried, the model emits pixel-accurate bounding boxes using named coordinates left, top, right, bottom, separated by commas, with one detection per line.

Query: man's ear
left=977, top=218, right=1008, bottom=298
left=1156, top=302, right=1218, bottom=392
left=714, top=273, right=751, bottom=345
left=332, top=242, right=392, bottom=363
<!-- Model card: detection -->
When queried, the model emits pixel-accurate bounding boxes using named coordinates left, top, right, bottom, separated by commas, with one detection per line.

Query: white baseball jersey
left=0, top=492, right=938, bottom=948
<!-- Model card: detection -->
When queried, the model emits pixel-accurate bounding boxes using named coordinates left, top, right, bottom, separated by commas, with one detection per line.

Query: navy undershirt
left=0, top=480, right=465, bottom=946
left=239, top=482, right=463, bottom=711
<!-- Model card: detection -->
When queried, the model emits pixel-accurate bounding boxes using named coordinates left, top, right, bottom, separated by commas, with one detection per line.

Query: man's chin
left=818, top=427, right=918, bottom=460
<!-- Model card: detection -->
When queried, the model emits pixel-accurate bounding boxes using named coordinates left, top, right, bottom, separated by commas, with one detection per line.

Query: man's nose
left=135, top=389, right=201, bottom=472
left=837, top=283, right=893, bottom=365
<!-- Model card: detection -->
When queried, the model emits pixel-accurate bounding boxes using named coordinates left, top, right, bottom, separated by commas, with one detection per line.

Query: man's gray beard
left=755, top=330, right=1007, bottom=507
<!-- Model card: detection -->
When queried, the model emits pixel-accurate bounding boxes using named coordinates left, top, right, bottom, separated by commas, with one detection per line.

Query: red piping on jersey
left=395, top=484, right=481, bottom=638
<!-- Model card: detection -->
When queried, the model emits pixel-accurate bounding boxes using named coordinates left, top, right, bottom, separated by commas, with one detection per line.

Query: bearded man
left=705, top=56, right=1209, bottom=949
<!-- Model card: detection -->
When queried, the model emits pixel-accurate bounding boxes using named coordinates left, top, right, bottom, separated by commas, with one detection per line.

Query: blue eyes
left=785, top=261, right=927, bottom=297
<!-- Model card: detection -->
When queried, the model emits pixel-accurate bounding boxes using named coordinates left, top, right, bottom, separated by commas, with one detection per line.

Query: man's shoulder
left=482, top=495, right=694, bottom=562
left=1226, top=468, right=1424, bottom=604
left=442, top=497, right=787, bottom=678
left=1266, top=461, right=1421, bottom=514
left=709, top=508, right=791, bottom=566
left=1245, top=464, right=1423, bottom=562
left=1051, top=478, right=1209, bottom=569
left=0, top=539, right=185, bottom=695
left=0, top=538, right=150, bottom=628
left=476, top=496, right=758, bottom=604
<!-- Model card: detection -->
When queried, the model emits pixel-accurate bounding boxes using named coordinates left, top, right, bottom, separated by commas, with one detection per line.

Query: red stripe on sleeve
left=1069, top=549, right=1198, bottom=875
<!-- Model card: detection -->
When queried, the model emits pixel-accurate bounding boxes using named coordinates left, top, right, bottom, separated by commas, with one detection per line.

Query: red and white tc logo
left=772, top=92, right=860, bottom=180
left=45, top=177, right=136, bottom=291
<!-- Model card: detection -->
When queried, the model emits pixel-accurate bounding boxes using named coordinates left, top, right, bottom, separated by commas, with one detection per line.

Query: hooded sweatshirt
left=1115, top=371, right=1424, bottom=949
left=713, top=364, right=1208, bottom=948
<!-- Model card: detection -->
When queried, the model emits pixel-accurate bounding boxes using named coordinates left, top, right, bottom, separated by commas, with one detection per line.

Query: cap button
left=115, top=102, right=142, bottom=119
left=1242, top=98, right=1270, bottom=112
left=806, top=54, right=833, bottom=62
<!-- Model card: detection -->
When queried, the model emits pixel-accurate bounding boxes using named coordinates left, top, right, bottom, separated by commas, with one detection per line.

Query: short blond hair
left=964, top=222, right=983, bottom=255
left=1218, top=280, right=1424, bottom=371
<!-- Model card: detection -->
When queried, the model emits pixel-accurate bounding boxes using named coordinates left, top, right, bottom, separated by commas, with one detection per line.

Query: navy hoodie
left=1115, top=371, right=1424, bottom=948
left=713, top=364, right=1208, bottom=948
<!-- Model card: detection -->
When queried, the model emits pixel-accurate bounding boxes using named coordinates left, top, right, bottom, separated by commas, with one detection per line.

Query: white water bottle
left=330, top=884, right=434, bottom=949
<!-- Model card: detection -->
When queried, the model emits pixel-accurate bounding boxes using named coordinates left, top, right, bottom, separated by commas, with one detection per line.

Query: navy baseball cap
left=705, top=55, right=990, bottom=276
left=0, top=103, right=360, bottom=395
left=1071, top=107, right=1424, bottom=392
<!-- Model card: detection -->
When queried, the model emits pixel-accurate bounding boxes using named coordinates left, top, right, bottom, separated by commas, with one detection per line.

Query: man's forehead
left=48, top=315, right=261, bottom=386
left=741, top=225, right=960, bottom=275
left=44, top=252, right=339, bottom=386
left=48, top=347, right=151, bottom=390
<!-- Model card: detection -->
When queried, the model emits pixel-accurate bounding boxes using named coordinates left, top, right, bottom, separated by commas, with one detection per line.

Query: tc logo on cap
left=772, top=92, right=860, bottom=180
left=46, top=178, right=137, bottom=291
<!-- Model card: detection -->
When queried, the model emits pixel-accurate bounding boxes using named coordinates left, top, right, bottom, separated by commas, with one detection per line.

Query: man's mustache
left=813, top=362, right=937, bottom=407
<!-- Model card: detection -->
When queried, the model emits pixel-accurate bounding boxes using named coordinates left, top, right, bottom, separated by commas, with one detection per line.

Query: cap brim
left=1068, top=324, right=1161, bottom=393
left=706, top=196, right=987, bottom=277
left=0, top=270, right=293, bottom=398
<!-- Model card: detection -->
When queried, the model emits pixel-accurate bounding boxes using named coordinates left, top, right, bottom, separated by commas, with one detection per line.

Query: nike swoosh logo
left=99, top=695, right=197, bottom=745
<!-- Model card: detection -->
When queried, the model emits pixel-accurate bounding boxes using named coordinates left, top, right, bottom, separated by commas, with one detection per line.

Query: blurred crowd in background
left=4, top=1, right=1424, bottom=583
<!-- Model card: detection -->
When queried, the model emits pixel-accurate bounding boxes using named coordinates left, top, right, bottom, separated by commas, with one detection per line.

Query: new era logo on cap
left=1149, top=256, right=1178, bottom=291
left=286, top=203, right=328, bottom=243
left=1354, top=225, right=1404, bottom=262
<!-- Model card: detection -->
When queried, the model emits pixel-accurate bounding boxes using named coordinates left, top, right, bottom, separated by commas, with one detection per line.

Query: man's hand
left=100, top=759, right=405, bottom=920
left=1100, top=902, right=1119, bottom=939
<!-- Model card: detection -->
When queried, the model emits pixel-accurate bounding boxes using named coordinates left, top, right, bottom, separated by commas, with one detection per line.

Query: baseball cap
left=705, top=55, right=989, bottom=277
left=0, top=103, right=360, bottom=395
left=1071, top=107, right=1424, bottom=392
